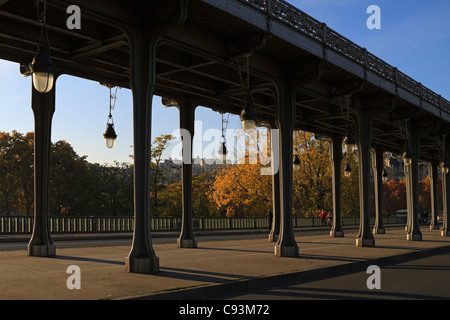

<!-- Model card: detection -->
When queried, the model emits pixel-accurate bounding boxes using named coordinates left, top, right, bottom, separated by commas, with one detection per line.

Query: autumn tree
left=339, top=156, right=360, bottom=216
left=383, top=179, right=406, bottom=215
left=192, top=174, right=220, bottom=217
left=209, top=162, right=272, bottom=217
left=292, top=131, right=332, bottom=217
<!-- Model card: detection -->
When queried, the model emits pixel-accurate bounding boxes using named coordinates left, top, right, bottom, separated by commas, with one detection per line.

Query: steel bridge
left=0, top=0, right=449, bottom=274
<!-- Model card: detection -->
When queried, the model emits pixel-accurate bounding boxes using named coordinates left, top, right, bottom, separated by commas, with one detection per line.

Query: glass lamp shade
left=218, top=141, right=227, bottom=163
left=240, top=102, right=257, bottom=132
left=293, top=155, right=301, bottom=171
left=104, top=123, right=118, bottom=149
left=29, top=46, right=55, bottom=93
left=32, top=72, right=54, bottom=93
left=382, top=169, right=389, bottom=182
left=344, top=163, right=352, bottom=177
left=105, top=137, right=116, bottom=149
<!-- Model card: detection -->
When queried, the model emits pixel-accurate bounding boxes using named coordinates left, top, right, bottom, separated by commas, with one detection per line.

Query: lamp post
left=218, top=139, right=227, bottom=164
left=29, top=0, right=55, bottom=94
left=344, top=163, right=352, bottom=177
left=103, top=86, right=118, bottom=149
left=218, top=112, right=228, bottom=164
left=293, top=153, right=301, bottom=171
left=403, top=149, right=412, bottom=167
left=343, top=133, right=356, bottom=154
left=30, top=46, right=55, bottom=93
left=239, top=54, right=258, bottom=133
left=240, top=102, right=257, bottom=132
left=104, top=123, right=118, bottom=149
left=442, top=161, right=449, bottom=175
left=382, top=168, right=389, bottom=182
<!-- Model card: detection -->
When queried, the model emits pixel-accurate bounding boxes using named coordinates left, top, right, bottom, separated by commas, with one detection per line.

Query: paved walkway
left=0, top=227, right=449, bottom=300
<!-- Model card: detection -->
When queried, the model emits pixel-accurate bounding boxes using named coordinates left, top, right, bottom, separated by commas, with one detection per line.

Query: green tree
left=12, top=132, right=34, bottom=216
left=85, top=162, right=133, bottom=216
left=157, top=182, right=182, bottom=217
left=150, top=134, right=175, bottom=215
left=49, top=140, right=90, bottom=216
left=0, top=132, right=19, bottom=215
left=0, top=131, right=35, bottom=216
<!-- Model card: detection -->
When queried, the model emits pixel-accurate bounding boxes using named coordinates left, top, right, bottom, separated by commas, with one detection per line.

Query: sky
left=0, top=0, right=449, bottom=165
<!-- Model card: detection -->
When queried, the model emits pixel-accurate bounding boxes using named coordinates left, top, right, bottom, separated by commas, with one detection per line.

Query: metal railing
left=237, top=0, right=450, bottom=115
left=0, top=215, right=407, bottom=235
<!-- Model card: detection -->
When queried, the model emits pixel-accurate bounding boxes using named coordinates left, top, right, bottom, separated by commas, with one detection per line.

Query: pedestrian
left=320, top=210, right=327, bottom=227
left=326, top=211, right=333, bottom=226
left=267, top=209, right=273, bottom=231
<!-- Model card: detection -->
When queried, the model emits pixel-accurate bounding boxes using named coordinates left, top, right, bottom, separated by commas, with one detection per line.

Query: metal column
left=125, top=30, right=160, bottom=274
left=330, top=134, right=344, bottom=238
left=429, top=161, right=440, bottom=230
left=372, top=147, right=386, bottom=234
left=27, top=80, right=57, bottom=257
left=355, top=107, right=375, bottom=247
left=268, top=122, right=280, bottom=243
left=177, top=99, right=198, bottom=248
left=442, top=136, right=450, bottom=237
left=405, top=125, right=422, bottom=241
left=274, top=82, right=299, bottom=257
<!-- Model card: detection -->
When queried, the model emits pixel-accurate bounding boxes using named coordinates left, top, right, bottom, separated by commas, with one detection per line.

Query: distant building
left=158, top=158, right=182, bottom=185
left=385, top=154, right=429, bottom=182
left=159, top=157, right=227, bottom=184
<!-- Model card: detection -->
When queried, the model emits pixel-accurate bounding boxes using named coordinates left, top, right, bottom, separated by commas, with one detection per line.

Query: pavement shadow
left=53, top=255, right=124, bottom=266
left=195, top=246, right=271, bottom=254
left=299, top=253, right=364, bottom=263
left=247, top=285, right=448, bottom=300
left=158, top=266, right=246, bottom=283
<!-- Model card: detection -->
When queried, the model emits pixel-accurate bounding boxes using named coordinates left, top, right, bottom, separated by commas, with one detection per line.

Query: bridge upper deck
left=0, top=0, right=448, bottom=161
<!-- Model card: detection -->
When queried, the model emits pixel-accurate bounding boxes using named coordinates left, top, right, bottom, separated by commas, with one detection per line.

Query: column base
left=407, top=233, right=422, bottom=241
left=274, top=244, right=299, bottom=257
left=330, top=230, right=344, bottom=238
left=177, top=238, right=197, bottom=248
left=356, top=238, right=375, bottom=247
left=373, top=228, right=385, bottom=235
left=27, top=243, right=56, bottom=257
left=441, top=230, right=450, bottom=237
left=268, top=233, right=279, bottom=243
left=125, top=256, right=160, bottom=274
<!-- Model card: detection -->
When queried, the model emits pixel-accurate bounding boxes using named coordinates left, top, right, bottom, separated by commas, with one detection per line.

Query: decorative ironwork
left=366, top=53, right=395, bottom=82
left=443, top=98, right=450, bottom=113
left=237, top=0, right=448, bottom=113
left=326, top=29, right=364, bottom=64
left=270, top=0, right=324, bottom=42
left=397, top=71, right=421, bottom=96
left=422, top=86, right=440, bottom=106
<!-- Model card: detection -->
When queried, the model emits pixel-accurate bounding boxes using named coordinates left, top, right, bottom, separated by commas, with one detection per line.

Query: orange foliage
left=208, top=162, right=272, bottom=217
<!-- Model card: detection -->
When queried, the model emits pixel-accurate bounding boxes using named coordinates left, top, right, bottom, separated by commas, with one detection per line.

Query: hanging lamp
left=29, top=0, right=55, bottom=93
